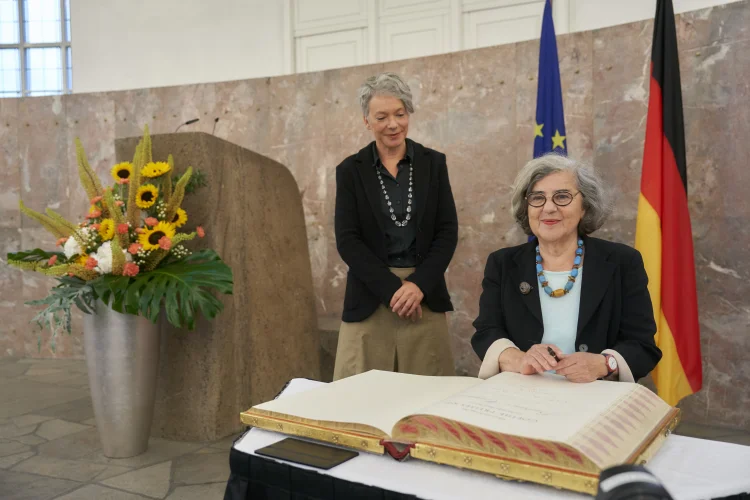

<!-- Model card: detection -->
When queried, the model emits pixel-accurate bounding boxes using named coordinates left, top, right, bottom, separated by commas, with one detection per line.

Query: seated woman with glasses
left=471, top=154, right=661, bottom=383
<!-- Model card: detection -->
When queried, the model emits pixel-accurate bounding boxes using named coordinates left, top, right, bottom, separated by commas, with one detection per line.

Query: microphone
left=175, top=118, right=200, bottom=133
left=211, top=117, right=219, bottom=135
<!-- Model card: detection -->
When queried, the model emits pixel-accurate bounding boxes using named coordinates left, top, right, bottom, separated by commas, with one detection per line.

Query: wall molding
left=284, top=0, right=727, bottom=73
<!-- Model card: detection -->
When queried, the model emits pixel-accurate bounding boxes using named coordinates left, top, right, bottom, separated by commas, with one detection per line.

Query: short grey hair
left=358, top=72, right=415, bottom=117
left=510, top=154, right=612, bottom=236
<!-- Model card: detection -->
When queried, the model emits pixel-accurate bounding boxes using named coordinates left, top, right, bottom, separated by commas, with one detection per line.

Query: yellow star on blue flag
left=533, top=0, right=567, bottom=158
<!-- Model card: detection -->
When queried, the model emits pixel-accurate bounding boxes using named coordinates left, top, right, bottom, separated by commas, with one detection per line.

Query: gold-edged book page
left=567, top=383, right=676, bottom=468
left=387, top=372, right=677, bottom=494
left=392, top=414, right=599, bottom=474
left=240, top=409, right=386, bottom=454
left=410, top=408, right=679, bottom=495
left=243, top=370, right=481, bottom=444
left=404, top=372, right=639, bottom=442
left=410, top=442, right=601, bottom=495
left=405, top=407, right=679, bottom=496
left=628, top=407, right=681, bottom=464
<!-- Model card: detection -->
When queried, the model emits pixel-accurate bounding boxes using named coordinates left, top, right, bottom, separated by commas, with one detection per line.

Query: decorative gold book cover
left=241, top=370, right=679, bottom=495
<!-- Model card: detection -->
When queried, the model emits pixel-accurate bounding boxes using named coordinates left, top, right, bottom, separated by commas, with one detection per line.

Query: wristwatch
left=603, top=353, right=618, bottom=376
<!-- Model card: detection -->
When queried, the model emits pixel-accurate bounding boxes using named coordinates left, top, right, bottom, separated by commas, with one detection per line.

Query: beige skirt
left=332, top=268, right=456, bottom=380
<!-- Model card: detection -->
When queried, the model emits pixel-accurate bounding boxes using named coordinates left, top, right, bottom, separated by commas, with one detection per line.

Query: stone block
left=115, top=132, right=320, bottom=441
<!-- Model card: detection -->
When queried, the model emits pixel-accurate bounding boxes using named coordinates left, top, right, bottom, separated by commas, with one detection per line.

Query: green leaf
left=173, top=167, right=207, bottom=195
left=92, top=249, right=233, bottom=330
left=8, top=248, right=65, bottom=263
left=24, top=276, right=98, bottom=352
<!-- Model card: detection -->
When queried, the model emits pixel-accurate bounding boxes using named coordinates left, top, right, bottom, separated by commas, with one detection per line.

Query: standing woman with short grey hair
left=333, top=72, right=458, bottom=380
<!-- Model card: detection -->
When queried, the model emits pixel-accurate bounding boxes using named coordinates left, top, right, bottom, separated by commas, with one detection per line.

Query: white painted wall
left=290, top=0, right=743, bottom=74
left=70, top=0, right=286, bottom=93
left=70, top=0, right=743, bottom=93
left=569, top=0, right=742, bottom=32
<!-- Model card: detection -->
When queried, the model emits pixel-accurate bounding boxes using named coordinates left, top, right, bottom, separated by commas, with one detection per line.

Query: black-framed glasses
left=526, top=191, right=581, bottom=208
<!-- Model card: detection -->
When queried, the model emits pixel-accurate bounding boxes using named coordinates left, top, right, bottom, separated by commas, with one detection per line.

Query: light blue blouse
left=538, top=267, right=583, bottom=355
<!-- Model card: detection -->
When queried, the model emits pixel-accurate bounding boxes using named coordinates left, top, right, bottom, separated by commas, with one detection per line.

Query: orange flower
left=196, top=226, right=205, bottom=238
left=135, top=227, right=145, bottom=234
left=128, top=243, right=142, bottom=255
left=56, top=237, right=68, bottom=247
left=145, top=217, right=158, bottom=227
left=117, top=178, right=130, bottom=185
left=85, top=257, right=98, bottom=270
left=90, top=196, right=102, bottom=204
left=92, top=223, right=101, bottom=231
left=47, top=255, right=58, bottom=266
left=115, top=200, right=124, bottom=207
left=122, top=262, right=140, bottom=277
left=86, top=209, right=102, bottom=219
left=117, top=223, right=129, bottom=234
left=158, top=236, right=172, bottom=250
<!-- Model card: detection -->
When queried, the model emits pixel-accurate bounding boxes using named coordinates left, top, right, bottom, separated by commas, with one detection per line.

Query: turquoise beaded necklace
left=536, top=238, right=584, bottom=298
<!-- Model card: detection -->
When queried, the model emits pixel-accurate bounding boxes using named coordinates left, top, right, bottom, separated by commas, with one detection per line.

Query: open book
left=241, top=370, right=679, bottom=495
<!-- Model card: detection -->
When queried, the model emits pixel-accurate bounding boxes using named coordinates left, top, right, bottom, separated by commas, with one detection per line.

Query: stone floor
left=2, top=357, right=750, bottom=500
left=0, top=357, right=237, bottom=500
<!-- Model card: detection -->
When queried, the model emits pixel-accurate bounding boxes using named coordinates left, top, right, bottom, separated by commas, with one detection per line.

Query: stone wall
left=1, top=2, right=748, bottom=429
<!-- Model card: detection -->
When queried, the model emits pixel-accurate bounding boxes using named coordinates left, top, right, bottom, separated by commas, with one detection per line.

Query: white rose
left=93, top=242, right=113, bottom=274
left=63, top=234, right=81, bottom=259
left=93, top=241, right=132, bottom=275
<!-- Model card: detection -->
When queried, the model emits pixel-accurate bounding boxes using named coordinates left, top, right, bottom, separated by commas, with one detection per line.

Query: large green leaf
left=91, top=249, right=233, bottom=330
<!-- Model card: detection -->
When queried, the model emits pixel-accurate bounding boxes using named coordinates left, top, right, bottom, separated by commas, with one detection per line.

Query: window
left=0, top=0, right=71, bottom=98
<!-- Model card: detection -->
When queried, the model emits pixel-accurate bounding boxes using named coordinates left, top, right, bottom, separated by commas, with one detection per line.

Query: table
left=225, top=379, right=750, bottom=500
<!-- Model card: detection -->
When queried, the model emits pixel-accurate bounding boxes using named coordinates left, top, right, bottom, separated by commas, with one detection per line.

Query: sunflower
left=171, top=208, right=188, bottom=228
left=136, top=184, right=159, bottom=209
left=141, top=161, right=171, bottom=178
left=139, top=221, right=176, bottom=251
left=111, top=162, right=133, bottom=182
left=98, top=218, right=115, bottom=241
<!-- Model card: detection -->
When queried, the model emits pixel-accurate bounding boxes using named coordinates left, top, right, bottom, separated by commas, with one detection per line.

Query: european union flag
left=533, top=0, right=567, bottom=158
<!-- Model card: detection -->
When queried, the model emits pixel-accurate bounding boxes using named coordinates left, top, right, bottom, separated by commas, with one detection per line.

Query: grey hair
left=510, top=153, right=613, bottom=236
left=358, top=72, right=415, bottom=117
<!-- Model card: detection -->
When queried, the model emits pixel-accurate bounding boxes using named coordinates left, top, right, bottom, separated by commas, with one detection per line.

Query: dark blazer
left=471, top=236, right=661, bottom=381
left=334, top=140, right=458, bottom=323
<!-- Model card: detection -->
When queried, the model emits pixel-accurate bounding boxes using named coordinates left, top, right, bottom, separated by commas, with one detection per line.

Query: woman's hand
left=554, top=353, right=609, bottom=383
left=406, top=304, right=423, bottom=322
left=498, top=344, right=563, bottom=374
left=390, top=281, right=424, bottom=318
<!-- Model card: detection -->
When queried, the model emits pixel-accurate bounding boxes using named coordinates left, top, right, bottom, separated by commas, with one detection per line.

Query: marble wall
left=1, top=2, right=748, bottom=430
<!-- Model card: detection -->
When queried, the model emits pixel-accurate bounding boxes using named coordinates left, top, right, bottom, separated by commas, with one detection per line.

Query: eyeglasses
left=526, top=191, right=581, bottom=208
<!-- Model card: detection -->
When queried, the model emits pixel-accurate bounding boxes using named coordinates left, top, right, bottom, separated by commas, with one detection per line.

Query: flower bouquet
left=7, top=126, right=233, bottom=345
left=6, top=126, right=233, bottom=457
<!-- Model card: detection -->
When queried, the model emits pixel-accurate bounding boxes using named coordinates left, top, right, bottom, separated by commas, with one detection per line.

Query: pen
left=547, top=346, right=560, bottom=362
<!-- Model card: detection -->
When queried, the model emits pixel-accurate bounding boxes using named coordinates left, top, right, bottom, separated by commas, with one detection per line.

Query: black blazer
left=334, top=140, right=458, bottom=322
left=471, top=236, right=661, bottom=381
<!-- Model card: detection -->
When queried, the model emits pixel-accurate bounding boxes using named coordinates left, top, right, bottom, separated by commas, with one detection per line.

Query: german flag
left=635, top=0, right=702, bottom=406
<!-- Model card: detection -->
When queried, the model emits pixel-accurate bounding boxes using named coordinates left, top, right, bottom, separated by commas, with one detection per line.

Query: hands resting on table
left=498, top=343, right=611, bottom=383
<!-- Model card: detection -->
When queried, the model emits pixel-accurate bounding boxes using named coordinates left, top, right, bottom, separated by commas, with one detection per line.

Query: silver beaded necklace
left=375, top=162, right=413, bottom=227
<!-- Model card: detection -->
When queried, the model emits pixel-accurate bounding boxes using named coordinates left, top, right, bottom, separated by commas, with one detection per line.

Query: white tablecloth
left=234, top=379, right=750, bottom=500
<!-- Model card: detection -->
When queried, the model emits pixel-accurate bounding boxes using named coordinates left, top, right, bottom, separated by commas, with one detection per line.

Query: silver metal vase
left=83, top=300, right=161, bottom=458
